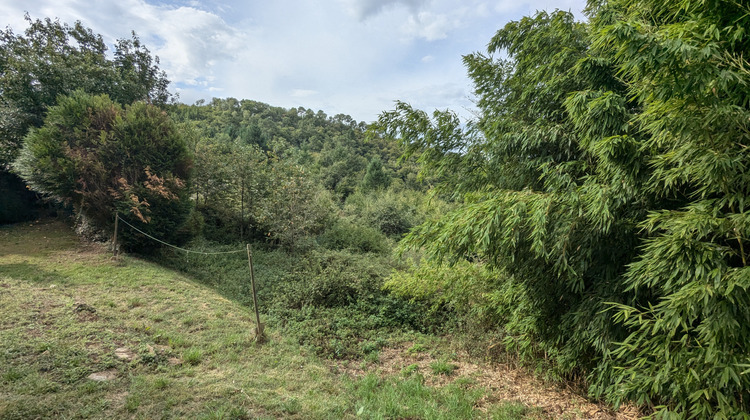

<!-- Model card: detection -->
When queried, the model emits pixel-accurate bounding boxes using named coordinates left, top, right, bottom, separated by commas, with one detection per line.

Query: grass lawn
left=0, top=220, right=555, bottom=419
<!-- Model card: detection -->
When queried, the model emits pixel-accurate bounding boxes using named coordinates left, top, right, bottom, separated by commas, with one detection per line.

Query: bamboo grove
left=376, top=0, right=750, bottom=417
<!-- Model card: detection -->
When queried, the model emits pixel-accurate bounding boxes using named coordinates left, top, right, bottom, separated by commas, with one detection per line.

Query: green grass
left=0, top=220, right=545, bottom=419
left=349, top=374, right=482, bottom=419
left=430, top=360, right=458, bottom=376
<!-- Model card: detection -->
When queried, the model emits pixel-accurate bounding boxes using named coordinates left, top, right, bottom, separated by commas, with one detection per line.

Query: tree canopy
left=0, top=15, right=173, bottom=170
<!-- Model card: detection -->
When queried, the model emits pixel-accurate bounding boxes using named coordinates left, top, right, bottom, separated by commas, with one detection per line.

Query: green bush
left=386, top=259, right=498, bottom=321
left=318, top=220, right=389, bottom=254
left=344, top=189, right=419, bottom=238
left=13, top=92, right=193, bottom=249
left=254, top=161, right=336, bottom=252
left=269, top=250, right=386, bottom=309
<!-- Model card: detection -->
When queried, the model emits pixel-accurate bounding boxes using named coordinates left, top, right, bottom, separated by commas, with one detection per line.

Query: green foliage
left=318, top=220, right=389, bottom=254
left=376, top=3, right=750, bottom=417
left=13, top=91, right=192, bottom=247
left=585, top=1, right=750, bottom=417
left=386, top=260, right=502, bottom=328
left=172, top=97, right=420, bottom=250
left=192, top=136, right=269, bottom=242
left=255, top=159, right=335, bottom=252
left=0, top=16, right=173, bottom=169
left=344, top=189, right=420, bottom=238
left=360, top=156, right=391, bottom=192
left=269, top=250, right=386, bottom=310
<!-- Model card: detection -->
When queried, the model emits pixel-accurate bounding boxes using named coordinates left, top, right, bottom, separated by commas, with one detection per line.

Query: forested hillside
left=166, top=98, right=426, bottom=248
left=2, top=1, right=749, bottom=418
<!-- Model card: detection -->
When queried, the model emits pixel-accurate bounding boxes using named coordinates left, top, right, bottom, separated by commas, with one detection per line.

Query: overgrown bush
left=255, top=160, right=336, bottom=252
left=318, top=220, right=389, bottom=254
left=386, top=259, right=502, bottom=330
left=344, top=189, right=419, bottom=238
left=268, top=250, right=386, bottom=309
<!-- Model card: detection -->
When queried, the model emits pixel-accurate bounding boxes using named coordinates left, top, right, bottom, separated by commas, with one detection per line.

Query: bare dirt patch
left=335, top=344, right=641, bottom=420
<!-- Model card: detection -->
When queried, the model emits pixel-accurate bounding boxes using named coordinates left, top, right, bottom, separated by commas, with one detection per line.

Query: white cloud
left=341, top=0, right=428, bottom=20
left=145, top=5, right=246, bottom=84
left=290, top=89, right=318, bottom=98
left=402, top=11, right=455, bottom=41
left=1, top=0, right=589, bottom=122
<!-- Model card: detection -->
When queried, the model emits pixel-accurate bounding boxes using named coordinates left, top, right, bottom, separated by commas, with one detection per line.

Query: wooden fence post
left=246, top=244, right=265, bottom=343
left=112, top=213, right=119, bottom=257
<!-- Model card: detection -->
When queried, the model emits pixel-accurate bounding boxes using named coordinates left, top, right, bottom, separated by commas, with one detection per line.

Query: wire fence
left=114, top=213, right=265, bottom=341
left=116, top=214, right=245, bottom=255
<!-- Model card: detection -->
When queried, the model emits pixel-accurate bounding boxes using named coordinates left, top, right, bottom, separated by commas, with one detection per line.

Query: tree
left=585, top=0, right=750, bottom=416
left=376, top=3, right=749, bottom=417
left=14, top=91, right=192, bottom=247
left=0, top=16, right=174, bottom=223
left=255, top=158, right=334, bottom=252
left=360, top=157, right=391, bottom=192
left=0, top=15, right=173, bottom=169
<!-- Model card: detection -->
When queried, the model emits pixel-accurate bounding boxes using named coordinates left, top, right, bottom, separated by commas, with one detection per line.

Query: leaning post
left=246, top=244, right=265, bottom=343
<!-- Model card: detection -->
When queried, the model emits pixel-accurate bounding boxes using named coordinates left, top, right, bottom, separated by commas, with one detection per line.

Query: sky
left=1, top=0, right=588, bottom=123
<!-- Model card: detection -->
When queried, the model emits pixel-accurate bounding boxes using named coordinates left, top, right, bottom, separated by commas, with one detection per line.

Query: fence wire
left=116, top=215, right=245, bottom=255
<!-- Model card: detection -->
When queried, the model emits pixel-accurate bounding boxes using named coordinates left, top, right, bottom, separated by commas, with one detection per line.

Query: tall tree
left=360, top=157, right=391, bottom=192
left=585, top=0, right=750, bottom=416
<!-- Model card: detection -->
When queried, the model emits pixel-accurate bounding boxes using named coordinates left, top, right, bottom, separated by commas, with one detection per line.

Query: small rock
left=88, top=369, right=117, bottom=381
left=114, top=347, right=135, bottom=361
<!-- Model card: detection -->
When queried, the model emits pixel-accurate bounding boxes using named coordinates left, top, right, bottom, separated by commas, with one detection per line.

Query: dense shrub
left=386, top=259, right=502, bottom=329
left=254, top=161, right=336, bottom=252
left=344, top=189, right=419, bottom=238
left=268, top=250, right=385, bottom=309
left=318, top=220, right=389, bottom=254
left=13, top=92, right=192, bottom=248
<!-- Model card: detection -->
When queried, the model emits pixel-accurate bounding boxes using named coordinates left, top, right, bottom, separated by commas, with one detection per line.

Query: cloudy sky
left=1, top=0, right=587, bottom=123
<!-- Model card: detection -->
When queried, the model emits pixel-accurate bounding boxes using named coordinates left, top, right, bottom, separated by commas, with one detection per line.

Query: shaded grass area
left=0, top=220, right=542, bottom=419
left=152, top=239, right=435, bottom=360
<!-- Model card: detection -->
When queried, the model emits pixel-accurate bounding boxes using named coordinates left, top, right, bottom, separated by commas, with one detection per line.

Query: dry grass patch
left=335, top=342, right=641, bottom=420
